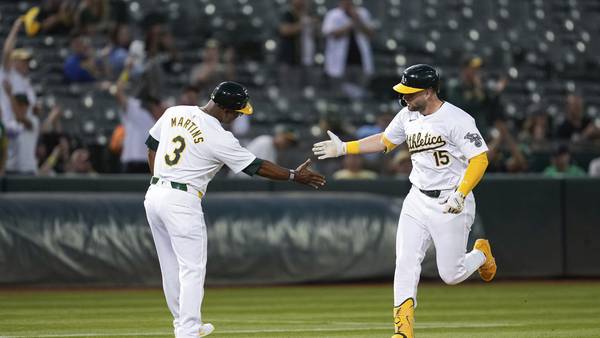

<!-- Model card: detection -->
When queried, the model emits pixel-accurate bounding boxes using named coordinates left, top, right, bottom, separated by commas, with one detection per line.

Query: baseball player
left=312, top=64, right=497, bottom=338
left=144, top=81, right=325, bottom=338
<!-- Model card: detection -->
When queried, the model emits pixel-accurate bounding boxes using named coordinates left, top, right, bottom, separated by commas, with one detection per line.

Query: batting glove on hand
left=312, top=130, right=346, bottom=160
left=440, top=190, right=466, bottom=214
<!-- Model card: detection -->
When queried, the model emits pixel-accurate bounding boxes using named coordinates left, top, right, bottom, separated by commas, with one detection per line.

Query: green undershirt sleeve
left=145, top=135, right=159, bottom=151
left=242, top=157, right=264, bottom=176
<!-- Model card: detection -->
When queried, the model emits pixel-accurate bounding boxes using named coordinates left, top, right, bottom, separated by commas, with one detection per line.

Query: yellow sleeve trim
left=346, top=141, right=360, bottom=154
left=381, top=135, right=398, bottom=153
left=458, top=152, right=488, bottom=196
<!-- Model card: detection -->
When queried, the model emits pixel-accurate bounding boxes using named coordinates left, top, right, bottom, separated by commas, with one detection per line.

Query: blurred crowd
left=0, top=0, right=599, bottom=178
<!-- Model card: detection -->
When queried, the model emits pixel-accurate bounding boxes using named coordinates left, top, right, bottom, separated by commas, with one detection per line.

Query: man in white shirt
left=144, top=81, right=325, bottom=337
left=1, top=17, right=38, bottom=172
left=322, top=0, right=375, bottom=99
left=115, top=64, right=165, bottom=173
left=3, top=92, right=38, bottom=175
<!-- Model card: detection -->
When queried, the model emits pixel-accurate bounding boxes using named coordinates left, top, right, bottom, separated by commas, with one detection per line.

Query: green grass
left=1, top=281, right=599, bottom=337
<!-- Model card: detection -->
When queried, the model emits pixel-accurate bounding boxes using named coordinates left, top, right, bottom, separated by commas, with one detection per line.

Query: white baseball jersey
left=383, top=102, right=488, bottom=191
left=388, top=101, right=489, bottom=308
left=148, top=105, right=256, bottom=195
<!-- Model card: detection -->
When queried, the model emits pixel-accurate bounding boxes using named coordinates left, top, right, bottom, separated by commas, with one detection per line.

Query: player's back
left=152, top=105, right=234, bottom=194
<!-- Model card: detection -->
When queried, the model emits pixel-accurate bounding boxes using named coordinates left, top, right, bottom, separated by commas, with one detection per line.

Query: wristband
left=346, top=141, right=360, bottom=154
left=288, top=169, right=296, bottom=181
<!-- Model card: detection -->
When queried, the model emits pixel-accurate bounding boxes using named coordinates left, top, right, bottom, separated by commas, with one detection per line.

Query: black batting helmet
left=211, top=81, right=253, bottom=115
left=393, top=64, right=440, bottom=94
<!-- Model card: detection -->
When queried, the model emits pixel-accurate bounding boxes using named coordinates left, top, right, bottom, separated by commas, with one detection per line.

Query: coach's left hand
left=440, top=190, right=465, bottom=214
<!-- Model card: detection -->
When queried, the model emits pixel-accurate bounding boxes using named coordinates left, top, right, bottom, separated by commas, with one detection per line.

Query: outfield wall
left=0, top=176, right=598, bottom=285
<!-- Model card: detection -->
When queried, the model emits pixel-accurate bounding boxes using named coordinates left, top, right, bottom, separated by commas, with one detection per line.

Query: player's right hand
left=312, top=130, right=346, bottom=159
left=294, top=159, right=326, bottom=189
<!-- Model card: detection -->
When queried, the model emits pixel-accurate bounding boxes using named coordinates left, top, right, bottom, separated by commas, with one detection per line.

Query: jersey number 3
left=433, top=150, right=450, bottom=167
left=165, top=135, right=186, bottom=166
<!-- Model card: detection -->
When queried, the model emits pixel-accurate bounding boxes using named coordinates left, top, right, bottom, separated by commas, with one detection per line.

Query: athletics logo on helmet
left=211, top=81, right=253, bottom=115
left=393, top=64, right=440, bottom=94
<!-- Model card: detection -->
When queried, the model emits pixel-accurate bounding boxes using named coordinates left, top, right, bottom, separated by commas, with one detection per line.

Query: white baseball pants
left=144, top=183, right=207, bottom=338
left=393, top=186, right=486, bottom=306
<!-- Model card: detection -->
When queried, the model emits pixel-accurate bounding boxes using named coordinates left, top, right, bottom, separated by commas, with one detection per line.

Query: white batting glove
left=312, top=130, right=346, bottom=160
left=440, top=190, right=466, bottom=214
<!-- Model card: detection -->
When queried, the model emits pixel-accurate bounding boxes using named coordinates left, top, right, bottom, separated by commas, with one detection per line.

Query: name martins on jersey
left=406, top=131, right=483, bottom=154
left=170, top=115, right=204, bottom=144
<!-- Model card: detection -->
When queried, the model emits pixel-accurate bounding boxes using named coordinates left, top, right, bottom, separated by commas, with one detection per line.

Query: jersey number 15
left=433, top=150, right=450, bottom=167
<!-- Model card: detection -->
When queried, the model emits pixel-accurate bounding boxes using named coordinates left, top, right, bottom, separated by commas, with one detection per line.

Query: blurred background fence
left=1, top=176, right=599, bottom=286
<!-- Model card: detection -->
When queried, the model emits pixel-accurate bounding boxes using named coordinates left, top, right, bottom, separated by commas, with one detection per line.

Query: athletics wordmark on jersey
left=170, top=115, right=204, bottom=144
left=406, top=132, right=446, bottom=153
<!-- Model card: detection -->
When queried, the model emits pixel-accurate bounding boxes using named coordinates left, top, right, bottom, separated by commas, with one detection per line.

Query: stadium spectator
left=248, top=125, right=298, bottom=163
left=277, top=0, right=317, bottom=89
left=38, top=135, right=70, bottom=176
left=36, top=105, right=70, bottom=175
left=1, top=18, right=37, bottom=136
left=63, top=34, right=102, bottom=82
left=74, top=0, right=112, bottom=35
left=101, top=24, right=132, bottom=79
left=115, top=64, right=165, bottom=173
left=487, top=122, right=528, bottom=173
left=333, top=154, right=378, bottom=179
left=125, top=39, right=147, bottom=81
left=543, top=144, right=586, bottom=177
left=177, top=85, right=201, bottom=106
left=65, top=148, right=96, bottom=175
left=230, top=125, right=299, bottom=178
left=322, top=0, right=375, bottom=99
left=32, top=0, right=78, bottom=35
left=143, top=12, right=180, bottom=74
left=445, top=56, right=506, bottom=139
left=555, top=94, right=599, bottom=142
left=588, top=157, right=600, bottom=177
left=108, top=124, right=124, bottom=156
left=189, top=40, right=236, bottom=96
left=518, top=104, right=554, bottom=150
left=2, top=84, right=39, bottom=175
left=126, top=12, right=179, bottom=100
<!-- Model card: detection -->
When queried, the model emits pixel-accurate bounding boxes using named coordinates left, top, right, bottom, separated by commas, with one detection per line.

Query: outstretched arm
left=243, top=158, right=326, bottom=189
left=312, top=130, right=386, bottom=159
left=2, top=17, right=23, bottom=69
